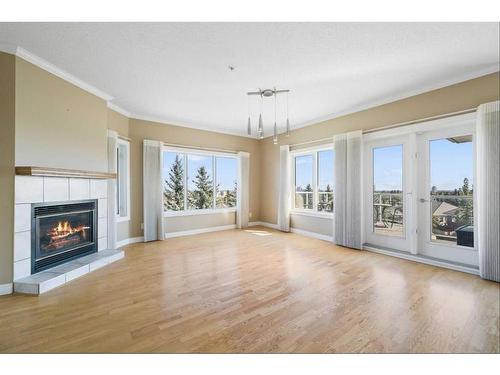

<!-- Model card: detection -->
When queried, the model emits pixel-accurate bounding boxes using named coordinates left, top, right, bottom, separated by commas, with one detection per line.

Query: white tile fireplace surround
left=13, top=175, right=123, bottom=294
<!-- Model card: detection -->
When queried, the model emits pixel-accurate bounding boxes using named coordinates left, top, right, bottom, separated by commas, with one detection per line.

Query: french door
left=364, top=135, right=413, bottom=252
left=416, top=125, right=478, bottom=266
left=364, top=113, right=478, bottom=267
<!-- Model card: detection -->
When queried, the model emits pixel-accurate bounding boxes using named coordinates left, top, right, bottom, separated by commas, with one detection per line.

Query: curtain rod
left=289, top=107, right=477, bottom=148
left=162, top=142, right=238, bottom=154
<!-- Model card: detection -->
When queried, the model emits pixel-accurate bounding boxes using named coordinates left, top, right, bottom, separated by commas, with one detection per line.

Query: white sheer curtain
left=278, top=145, right=291, bottom=232
left=237, top=151, right=250, bottom=229
left=143, top=140, right=165, bottom=242
left=333, top=130, right=363, bottom=249
left=107, top=130, right=117, bottom=250
left=477, top=101, right=499, bottom=282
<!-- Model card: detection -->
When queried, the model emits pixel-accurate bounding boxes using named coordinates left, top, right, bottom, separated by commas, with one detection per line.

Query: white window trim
left=162, top=146, right=239, bottom=217
left=116, top=138, right=131, bottom=222
left=291, top=144, right=334, bottom=218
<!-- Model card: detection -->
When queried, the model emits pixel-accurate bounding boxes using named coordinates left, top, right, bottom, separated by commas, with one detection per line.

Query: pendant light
left=246, top=88, right=290, bottom=142
left=258, top=93, right=264, bottom=139
left=247, top=95, right=252, bottom=136
left=286, top=91, right=291, bottom=137
left=273, top=92, right=278, bottom=145
left=247, top=117, right=252, bottom=136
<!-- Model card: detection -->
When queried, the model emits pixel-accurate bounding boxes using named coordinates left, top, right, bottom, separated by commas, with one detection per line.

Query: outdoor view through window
left=294, top=150, right=334, bottom=212
left=163, top=151, right=237, bottom=212
left=373, top=145, right=404, bottom=237
left=430, top=136, right=474, bottom=247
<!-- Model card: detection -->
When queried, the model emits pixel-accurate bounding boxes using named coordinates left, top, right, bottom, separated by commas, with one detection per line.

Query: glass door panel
left=373, top=145, right=404, bottom=237
left=364, top=136, right=411, bottom=252
left=417, top=128, right=478, bottom=266
left=429, top=137, right=474, bottom=247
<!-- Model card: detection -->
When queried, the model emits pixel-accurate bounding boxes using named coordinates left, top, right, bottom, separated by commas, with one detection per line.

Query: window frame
left=162, top=146, right=239, bottom=217
left=116, top=138, right=131, bottom=222
left=291, top=144, right=334, bottom=218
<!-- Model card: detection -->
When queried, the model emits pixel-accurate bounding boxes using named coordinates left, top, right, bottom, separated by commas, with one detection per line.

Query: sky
left=163, top=152, right=237, bottom=191
left=373, top=145, right=403, bottom=191
left=295, top=150, right=334, bottom=191
left=430, top=139, right=473, bottom=191
left=373, top=139, right=473, bottom=192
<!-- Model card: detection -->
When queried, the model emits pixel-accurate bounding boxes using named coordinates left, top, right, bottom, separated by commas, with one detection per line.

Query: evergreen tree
left=164, top=155, right=184, bottom=211
left=227, top=180, right=237, bottom=207
left=462, top=178, right=470, bottom=195
left=305, top=183, right=313, bottom=192
left=192, top=166, right=213, bottom=209
left=458, top=177, right=473, bottom=226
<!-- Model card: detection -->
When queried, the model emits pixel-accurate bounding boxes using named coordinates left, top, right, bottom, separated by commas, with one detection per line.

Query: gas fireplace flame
left=49, top=221, right=90, bottom=241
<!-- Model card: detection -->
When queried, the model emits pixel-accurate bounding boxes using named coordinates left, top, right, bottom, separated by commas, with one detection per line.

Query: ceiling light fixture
left=247, top=88, right=291, bottom=143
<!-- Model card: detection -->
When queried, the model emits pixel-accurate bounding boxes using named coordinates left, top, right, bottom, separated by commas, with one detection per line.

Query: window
left=187, top=154, right=213, bottom=210
left=163, top=152, right=185, bottom=211
left=116, top=139, right=130, bottom=221
left=216, top=157, right=238, bottom=208
left=317, top=150, right=334, bottom=212
left=372, top=145, right=404, bottom=237
left=163, top=149, right=238, bottom=214
left=293, top=148, right=334, bottom=214
left=294, top=155, right=314, bottom=209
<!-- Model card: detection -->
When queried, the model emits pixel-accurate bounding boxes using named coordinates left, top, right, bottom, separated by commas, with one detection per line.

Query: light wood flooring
left=0, top=226, right=498, bottom=353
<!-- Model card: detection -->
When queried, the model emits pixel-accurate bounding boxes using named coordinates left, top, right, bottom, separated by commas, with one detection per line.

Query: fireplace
left=31, top=200, right=98, bottom=273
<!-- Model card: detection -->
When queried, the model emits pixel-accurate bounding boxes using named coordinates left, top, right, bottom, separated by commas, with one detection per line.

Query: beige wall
left=128, top=119, right=261, bottom=238
left=260, top=72, right=500, bottom=224
left=15, top=58, right=108, bottom=172
left=165, top=212, right=236, bottom=233
left=0, top=52, right=16, bottom=285
left=106, top=108, right=133, bottom=242
left=107, top=109, right=129, bottom=137
left=290, top=214, right=333, bottom=237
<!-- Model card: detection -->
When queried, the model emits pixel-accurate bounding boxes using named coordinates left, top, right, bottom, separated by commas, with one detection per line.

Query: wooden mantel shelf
left=16, top=166, right=117, bottom=179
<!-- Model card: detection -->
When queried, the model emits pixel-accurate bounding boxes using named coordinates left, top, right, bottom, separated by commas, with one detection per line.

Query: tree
left=457, top=177, right=473, bottom=226
left=191, top=166, right=213, bottom=209
left=227, top=180, right=237, bottom=207
left=462, top=178, right=470, bottom=196
left=305, top=183, right=313, bottom=192
left=164, top=155, right=184, bottom=211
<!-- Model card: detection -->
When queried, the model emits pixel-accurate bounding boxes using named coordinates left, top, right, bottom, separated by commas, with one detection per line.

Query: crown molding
left=130, top=112, right=258, bottom=139
left=107, top=102, right=131, bottom=117
left=15, top=46, right=113, bottom=101
left=286, top=64, right=500, bottom=134
left=0, top=42, right=17, bottom=54
left=3, top=45, right=497, bottom=140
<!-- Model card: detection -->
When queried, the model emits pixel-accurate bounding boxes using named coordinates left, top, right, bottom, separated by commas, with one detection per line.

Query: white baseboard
left=165, top=224, right=236, bottom=239
left=290, top=228, right=333, bottom=242
left=0, top=283, right=13, bottom=296
left=116, top=236, right=144, bottom=248
left=248, top=221, right=280, bottom=230
left=364, top=245, right=480, bottom=275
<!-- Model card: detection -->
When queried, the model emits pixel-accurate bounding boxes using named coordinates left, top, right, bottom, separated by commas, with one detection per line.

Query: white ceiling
left=0, top=22, right=498, bottom=137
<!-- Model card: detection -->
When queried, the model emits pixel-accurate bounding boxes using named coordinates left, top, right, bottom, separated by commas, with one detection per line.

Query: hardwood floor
left=0, top=226, right=498, bottom=353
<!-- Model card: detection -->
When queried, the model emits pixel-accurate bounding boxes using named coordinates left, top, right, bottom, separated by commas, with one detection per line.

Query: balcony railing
left=373, top=192, right=403, bottom=236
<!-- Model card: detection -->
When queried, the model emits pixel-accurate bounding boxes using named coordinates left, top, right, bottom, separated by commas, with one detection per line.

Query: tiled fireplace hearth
left=13, top=174, right=123, bottom=294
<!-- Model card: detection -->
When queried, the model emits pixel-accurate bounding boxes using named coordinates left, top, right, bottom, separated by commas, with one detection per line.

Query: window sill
left=290, top=210, right=334, bottom=219
left=164, top=208, right=237, bottom=217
